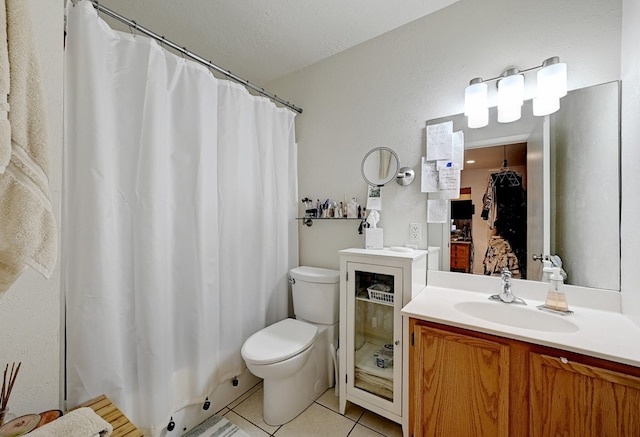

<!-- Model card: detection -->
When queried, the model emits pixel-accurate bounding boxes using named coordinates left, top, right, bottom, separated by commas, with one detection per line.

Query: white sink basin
left=454, top=301, right=579, bottom=333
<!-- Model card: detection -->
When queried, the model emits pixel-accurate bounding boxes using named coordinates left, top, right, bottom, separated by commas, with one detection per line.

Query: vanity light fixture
left=464, top=56, right=567, bottom=128
left=533, top=56, right=567, bottom=116
left=464, top=78, right=488, bottom=128
left=497, top=68, right=524, bottom=123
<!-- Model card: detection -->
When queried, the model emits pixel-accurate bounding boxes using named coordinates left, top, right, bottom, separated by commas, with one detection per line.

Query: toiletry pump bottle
left=541, top=259, right=554, bottom=282
left=544, top=267, right=569, bottom=312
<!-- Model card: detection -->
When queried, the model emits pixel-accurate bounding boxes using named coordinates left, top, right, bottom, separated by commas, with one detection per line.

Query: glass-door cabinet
left=347, top=263, right=402, bottom=413
left=339, top=248, right=427, bottom=432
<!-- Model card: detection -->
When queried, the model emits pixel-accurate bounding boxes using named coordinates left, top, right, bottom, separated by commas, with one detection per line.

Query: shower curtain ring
left=92, top=0, right=100, bottom=17
left=128, top=20, right=137, bottom=36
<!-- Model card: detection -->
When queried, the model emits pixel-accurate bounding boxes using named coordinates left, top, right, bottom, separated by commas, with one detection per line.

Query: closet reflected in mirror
left=452, top=143, right=528, bottom=278
left=428, top=80, right=620, bottom=291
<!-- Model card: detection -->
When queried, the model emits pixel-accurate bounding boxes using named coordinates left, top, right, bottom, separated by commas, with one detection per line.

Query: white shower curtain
left=63, top=2, right=298, bottom=435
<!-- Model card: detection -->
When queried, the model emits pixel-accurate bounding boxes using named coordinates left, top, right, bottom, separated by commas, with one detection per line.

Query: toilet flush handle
left=289, top=277, right=295, bottom=285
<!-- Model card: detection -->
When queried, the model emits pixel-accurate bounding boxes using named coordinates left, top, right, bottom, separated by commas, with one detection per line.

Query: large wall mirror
left=427, top=81, right=620, bottom=291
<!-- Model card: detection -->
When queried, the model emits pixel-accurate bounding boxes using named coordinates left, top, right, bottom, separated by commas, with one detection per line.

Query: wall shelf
left=296, top=217, right=363, bottom=228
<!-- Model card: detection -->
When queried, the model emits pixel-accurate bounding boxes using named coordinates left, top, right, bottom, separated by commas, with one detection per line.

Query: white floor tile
left=315, top=389, right=364, bottom=422
left=227, top=381, right=263, bottom=410
left=223, top=410, right=270, bottom=437
left=215, top=407, right=230, bottom=416
left=274, top=403, right=356, bottom=437
left=357, top=411, right=403, bottom=437
left=230, top=387, right=280, bottom=435
left=348, top=424, right=385, bottom=437
left=223, top=381, right=407, bottom=437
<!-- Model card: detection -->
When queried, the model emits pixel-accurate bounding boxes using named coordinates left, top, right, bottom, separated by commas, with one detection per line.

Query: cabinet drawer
left=451, top=243, right=470, bottom=256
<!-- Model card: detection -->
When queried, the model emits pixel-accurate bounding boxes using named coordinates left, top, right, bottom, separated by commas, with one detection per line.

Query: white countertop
left=402, top=272, right=640, bottom=368
left=339, top=247, right=428, bottom=260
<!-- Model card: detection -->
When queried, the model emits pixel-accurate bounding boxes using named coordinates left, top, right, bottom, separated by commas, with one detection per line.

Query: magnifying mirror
left=361, top=147, right=414, bottom=186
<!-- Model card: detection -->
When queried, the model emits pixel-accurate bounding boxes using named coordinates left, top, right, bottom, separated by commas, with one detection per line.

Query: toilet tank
left=290, top=266, right=340, bottom=324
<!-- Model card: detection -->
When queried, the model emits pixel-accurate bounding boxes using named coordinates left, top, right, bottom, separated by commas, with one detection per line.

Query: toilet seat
left=242, top=318, right=317, bottom=365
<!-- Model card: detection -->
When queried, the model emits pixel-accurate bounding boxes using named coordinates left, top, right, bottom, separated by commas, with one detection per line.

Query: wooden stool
left=73, top=395, right=143, bottom=437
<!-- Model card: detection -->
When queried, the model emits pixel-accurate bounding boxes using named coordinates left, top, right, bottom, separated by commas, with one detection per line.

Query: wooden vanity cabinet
left=530, top=352, right=640, bottom=436
left=409, top=320, right=528, bottom=437
left=409, top=318, right=640, bottom=437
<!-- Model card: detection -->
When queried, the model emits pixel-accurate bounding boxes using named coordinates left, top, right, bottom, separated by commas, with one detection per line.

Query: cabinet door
left=530, top=353, right=640, bottom=437
left=346, top=262, right=403, bottom=415
left=410, top=322, right=510, bottom=437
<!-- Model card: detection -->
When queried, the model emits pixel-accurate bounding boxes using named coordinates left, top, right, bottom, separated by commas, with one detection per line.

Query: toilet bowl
left=241, top=266, right=340, bottom=426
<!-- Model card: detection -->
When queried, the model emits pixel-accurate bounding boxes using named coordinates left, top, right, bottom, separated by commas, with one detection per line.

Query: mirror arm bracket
left=396, top=167, right=415, bottom=186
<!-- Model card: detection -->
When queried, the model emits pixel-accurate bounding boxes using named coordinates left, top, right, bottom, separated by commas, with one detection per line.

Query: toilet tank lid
left=290, top=266, right=339, bottom=284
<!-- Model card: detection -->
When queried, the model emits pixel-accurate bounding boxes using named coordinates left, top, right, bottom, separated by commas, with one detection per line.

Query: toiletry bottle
left=545, top=267, right=569, bottom=311
left=541, top=259, right=554, bottom=282
left=347, top=197, right=357, bottom=218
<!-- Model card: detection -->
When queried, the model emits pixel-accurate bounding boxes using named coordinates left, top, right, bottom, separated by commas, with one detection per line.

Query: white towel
left=0, top=0, right=57, bottom=293
left=354, top=341, right=394, bottom=381
left=28, top=408, right=113, bottom=437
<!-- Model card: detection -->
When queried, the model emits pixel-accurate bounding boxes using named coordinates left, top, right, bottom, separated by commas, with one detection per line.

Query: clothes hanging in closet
left=481, top=169, right=527, bottom=279
left=483, top=235, right=521, bottom=277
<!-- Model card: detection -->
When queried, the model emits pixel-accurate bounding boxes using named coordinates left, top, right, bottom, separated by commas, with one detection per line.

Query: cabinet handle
left=560, top=357, right=569, bottom=364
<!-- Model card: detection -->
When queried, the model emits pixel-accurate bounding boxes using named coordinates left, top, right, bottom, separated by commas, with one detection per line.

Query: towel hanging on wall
left=0, top=0, right=11, bottom=172
left=0, top=0, right=57, bottom=294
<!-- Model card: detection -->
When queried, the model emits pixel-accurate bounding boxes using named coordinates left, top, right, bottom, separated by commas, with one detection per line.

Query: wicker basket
left=367, top=284, right=394, bottom=304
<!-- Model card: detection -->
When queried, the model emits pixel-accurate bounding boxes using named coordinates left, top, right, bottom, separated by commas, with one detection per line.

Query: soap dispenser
left=541, top=259, right=554, bottom=282
left=538, top=267, right=572, bottom=314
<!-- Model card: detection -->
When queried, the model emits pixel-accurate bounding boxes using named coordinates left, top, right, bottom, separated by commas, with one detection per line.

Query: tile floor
left=216, top=382, right=403, bottom=437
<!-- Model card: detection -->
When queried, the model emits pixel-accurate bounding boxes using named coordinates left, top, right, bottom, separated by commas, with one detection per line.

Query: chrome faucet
left=489, top=267, right=526, bottom=305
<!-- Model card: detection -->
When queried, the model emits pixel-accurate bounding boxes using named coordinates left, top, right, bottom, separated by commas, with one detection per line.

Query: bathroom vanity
left=338, top=248, right=427, bottom=432
left=409, top=319, right=640, bottom=437
left=403, top=271, right=640, bottom=437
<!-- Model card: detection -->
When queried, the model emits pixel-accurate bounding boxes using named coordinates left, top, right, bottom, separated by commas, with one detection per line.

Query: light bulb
left=533, top=96, right=560, bottom=116
left=537, top=57, right=567, bottom=100
left=464, top=79, right=487, bottom=116
left=467, top=110, right=488, bottom=128
left=465, top=78, right=488, bottom=128
left=497, top=70, right=524, bottom=123
left=498, top=104, right=522, bottom=123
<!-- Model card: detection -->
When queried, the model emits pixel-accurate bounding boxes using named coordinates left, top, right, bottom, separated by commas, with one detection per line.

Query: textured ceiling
left=96, top=0, right=458, bottom=86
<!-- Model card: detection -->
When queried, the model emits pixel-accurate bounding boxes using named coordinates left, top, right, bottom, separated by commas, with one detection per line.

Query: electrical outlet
left=409, top=222, right=422, bottom=243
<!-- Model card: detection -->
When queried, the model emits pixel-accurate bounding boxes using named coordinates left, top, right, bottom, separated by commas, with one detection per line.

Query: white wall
left=0, top=0, right=64, bottom=415
left=621, top=0, right=640, bottom=325
left=268, top=0, right=622, bottom=271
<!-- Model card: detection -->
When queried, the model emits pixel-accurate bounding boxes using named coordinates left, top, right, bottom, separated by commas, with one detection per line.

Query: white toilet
left=241, top=266, right=340, bottom=425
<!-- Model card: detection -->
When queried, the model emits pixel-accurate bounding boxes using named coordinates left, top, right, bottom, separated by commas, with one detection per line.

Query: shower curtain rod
left=84, top=0, right=303, bottom=114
